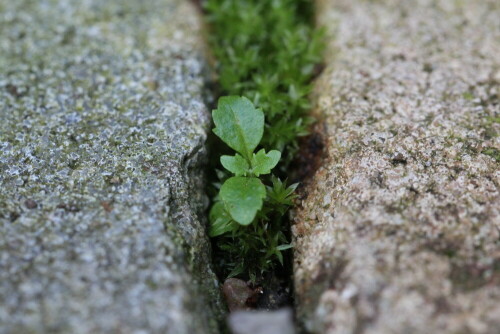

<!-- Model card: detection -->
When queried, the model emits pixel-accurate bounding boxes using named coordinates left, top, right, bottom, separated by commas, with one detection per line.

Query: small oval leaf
left=220, top=154, right=249, bottom=176
left=209, top=202, right=235, bottom=237
left=220, top=176, right=266, bottom=225
left=250, top=149, right=281, bottom=176
left=212, top=96, right=264, bottom=160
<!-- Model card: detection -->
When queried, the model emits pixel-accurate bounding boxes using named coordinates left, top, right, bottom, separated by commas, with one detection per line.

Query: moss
left=482, top=147, right=500, bottom=162
left=205, top=0, right=324, bottom=162
left=462, top=92, right=474, bottom=100
left=482, top=116, right=500, bottom=139
left=205, top=0, right=323, bottom=279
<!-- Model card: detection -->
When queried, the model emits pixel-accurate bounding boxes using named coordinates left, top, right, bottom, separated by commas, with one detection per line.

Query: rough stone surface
left=293, top=0, right=500, bottom=333
left=228, top=308, right=296, bottom=334
left=0, top=1, right=222, bottom=333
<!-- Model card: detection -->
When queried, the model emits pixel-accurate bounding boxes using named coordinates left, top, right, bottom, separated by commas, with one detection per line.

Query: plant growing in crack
left=209, top=96, right=297, bottom=280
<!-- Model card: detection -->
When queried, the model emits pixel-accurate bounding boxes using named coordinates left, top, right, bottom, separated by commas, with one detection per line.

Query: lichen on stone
left=0, top=0, right=222, bottom=333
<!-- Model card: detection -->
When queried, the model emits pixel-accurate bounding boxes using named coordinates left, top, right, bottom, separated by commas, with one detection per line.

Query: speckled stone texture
left=293, top=0, right=500, bottom=333
left=0, top=1, right=222, bottom=333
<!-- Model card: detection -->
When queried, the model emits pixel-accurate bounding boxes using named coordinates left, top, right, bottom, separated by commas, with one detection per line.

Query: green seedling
left=212, top=97, right=281, bottom=227
left=205, top=0, right=323, bottom=279
left=209, top=96, right=297, bottom=278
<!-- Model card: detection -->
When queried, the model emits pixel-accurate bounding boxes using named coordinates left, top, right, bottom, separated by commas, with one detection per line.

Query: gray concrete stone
left=228, top=308, right=296, bottom=334
left=293, top=0, right=500, bottom=333
left=0, top=0, right=222, bottom=333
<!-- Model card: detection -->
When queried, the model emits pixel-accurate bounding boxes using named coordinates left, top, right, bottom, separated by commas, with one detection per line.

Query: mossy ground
left=203, top=0, right=324, bottom=283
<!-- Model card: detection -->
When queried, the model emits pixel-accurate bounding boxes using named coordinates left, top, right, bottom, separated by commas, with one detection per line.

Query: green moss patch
left=204, top=0, right=323, bottom=279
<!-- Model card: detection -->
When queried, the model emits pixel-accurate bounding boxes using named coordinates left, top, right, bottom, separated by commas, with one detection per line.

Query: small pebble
left=228, top=308, right=295, bottom=334
left=222, top=278, right=254, bottom=311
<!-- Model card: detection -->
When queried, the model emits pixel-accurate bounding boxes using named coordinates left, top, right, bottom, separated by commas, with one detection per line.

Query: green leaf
left=276, top=244, right=293, bottom=251
left=267, top=175, right=298, bottom=206
left=220, top=154, right=250, bottom=176
left=227, top=263, right=245, bottom=278
left=209, top=202, right=235, bottom=237
left=276, top=250, right=284, bottom=265
left=212, top=96, right=264, bottom=160
left=220, top=176, right=266, bottom=225
left=250, top=149, right=281, bottom=176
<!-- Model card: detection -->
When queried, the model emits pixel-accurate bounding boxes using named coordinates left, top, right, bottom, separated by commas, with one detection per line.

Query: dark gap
left=193, top=0, right=324, bottom=330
